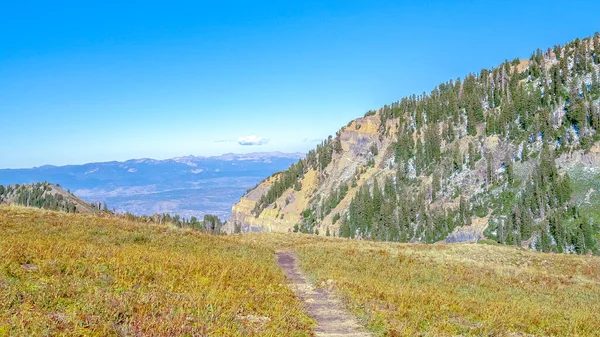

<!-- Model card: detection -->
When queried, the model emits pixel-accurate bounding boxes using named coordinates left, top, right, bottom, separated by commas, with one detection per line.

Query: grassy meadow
left=0, top=206, right=313, bottom=336
left=232, top=233, right=600, bottom=337
left=2, top=206, right=600, bottom=336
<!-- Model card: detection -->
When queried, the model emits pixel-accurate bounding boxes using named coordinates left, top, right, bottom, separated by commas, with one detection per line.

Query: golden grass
left=231, top=233, right=600, bottom=336
left=0, top=206, right=313, bottom=336
left=3, top=206, right=600, bottom=336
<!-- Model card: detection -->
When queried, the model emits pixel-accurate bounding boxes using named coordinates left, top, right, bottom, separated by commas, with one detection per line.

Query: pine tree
left=505, top=216, right=515, bottom=245
left=432, top=171, right=441, bottom=201
left=459, top=195, right=471, bottom=226
left=453, top=142, right=462, bottom=172
left=486, top=152, right=494, bottom=187
left=467, top=108, right=477, bottom=136
left=581, top=217, right=595, bottom=253
left=468, top=142, right=476, bottom=168
left=505, top=153, right=514, bottom=185
left=539, top=224, right=552, bottom=253
left=594, top=32, right=600, bottom=64
left=521, top=144, right=529, bottom=162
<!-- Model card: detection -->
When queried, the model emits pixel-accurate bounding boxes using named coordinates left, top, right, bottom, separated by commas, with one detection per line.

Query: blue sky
left=1, top=0, right=599, bottom=168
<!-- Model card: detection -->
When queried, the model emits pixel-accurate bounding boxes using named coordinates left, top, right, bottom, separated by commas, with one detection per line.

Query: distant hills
left=0, top=152, right=303, bottom=219
left=0, top=181, right=103, bottom=214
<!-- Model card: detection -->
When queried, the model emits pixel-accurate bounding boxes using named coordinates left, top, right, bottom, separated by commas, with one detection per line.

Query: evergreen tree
left=539, top=224, right=552, bottom=253
left=467, top=108, right=477, bottom=136
left=505, top=153, right=514, bottom=185
left=432, top=171, right=441, bottom=201
left=486, top=152, right=494, bottom=186
left=468, top=142, right=476, bottom=168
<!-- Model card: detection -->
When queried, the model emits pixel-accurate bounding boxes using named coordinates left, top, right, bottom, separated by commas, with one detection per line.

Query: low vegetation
left=233, top=233, right=600, bottom=336
left=3, top=206, right=600, bottom=336
left=0, top=206, right=312, bottom=336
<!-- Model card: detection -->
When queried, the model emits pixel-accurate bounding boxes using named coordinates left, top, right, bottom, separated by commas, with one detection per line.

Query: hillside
left=2, top=206, right=599, bottom=336
left=230, top=33, right=600, bottom=254
left=0, top=182, right=101, bottom=214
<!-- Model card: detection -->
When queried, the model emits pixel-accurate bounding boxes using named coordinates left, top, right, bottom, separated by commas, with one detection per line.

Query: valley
left=0, top=152, right=302, bottom=219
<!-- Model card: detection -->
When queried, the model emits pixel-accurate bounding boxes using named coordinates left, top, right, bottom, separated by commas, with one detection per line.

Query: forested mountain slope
left=0, top=181, right=102, bottom=214
left=229, top=33, right=600, bottom=254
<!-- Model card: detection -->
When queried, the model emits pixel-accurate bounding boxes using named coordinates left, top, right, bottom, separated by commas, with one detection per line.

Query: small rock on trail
left=276, top=251, right=372, bottom=337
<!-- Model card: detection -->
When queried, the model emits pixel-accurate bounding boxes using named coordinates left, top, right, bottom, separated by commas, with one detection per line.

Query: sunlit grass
left=0, top=206, right=313, bottom=336
left=3, top=206, right=600, bottom=336
left=232, top=233, right=600, bottom=336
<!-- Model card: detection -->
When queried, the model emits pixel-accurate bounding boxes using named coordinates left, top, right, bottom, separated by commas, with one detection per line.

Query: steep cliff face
left=230, top=33, right=600, bottom=254
left=229, top=110, right=531, bottom=238
left=229, top=114, right=392, bottom=233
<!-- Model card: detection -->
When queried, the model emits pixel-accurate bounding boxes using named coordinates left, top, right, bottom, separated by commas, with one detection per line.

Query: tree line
left=0, top=181, right=225, bottom=234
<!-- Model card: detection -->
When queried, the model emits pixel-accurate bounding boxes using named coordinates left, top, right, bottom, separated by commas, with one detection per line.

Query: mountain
left=0, top=152, right=303, bottom=219
left=229, top=34, right=600, bottom=255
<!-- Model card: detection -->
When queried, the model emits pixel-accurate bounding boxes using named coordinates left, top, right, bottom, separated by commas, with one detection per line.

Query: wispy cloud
left=237, top=135, right=269, bottom=146
left=303, top=137, right=323, bottom=143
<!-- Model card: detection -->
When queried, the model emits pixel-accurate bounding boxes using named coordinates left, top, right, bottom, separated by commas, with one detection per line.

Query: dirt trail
left=276, top=251, right=372, bottom=337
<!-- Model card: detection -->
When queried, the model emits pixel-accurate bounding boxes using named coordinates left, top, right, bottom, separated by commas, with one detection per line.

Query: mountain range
left=0, top=152, right=303, bottom=219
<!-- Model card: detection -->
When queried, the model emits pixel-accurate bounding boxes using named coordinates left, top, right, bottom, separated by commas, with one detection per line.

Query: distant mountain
left=0, top=152, right=303, bottom=219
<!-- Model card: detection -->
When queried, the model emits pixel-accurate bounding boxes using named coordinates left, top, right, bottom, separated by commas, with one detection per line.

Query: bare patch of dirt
left=276, top=251, right=372, bottom=337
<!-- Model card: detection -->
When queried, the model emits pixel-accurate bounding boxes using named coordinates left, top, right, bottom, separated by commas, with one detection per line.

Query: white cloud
left=237, top=135, right=269, bottom=146
left=303, top=137, right=323, bottom=143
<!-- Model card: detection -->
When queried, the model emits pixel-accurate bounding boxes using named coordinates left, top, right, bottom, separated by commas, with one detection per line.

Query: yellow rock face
left=228, top=169, right=320, bottom=233
left=347, top=116, right=380, bottom=135
left=229, top=113, right=388, bottom=234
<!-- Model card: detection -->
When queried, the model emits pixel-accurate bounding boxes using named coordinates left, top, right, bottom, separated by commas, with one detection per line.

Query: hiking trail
left=275, top=251, right=373, bottom=337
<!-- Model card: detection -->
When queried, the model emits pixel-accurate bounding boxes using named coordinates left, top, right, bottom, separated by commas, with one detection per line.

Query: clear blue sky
left=1, top=0, right=599, bottom=169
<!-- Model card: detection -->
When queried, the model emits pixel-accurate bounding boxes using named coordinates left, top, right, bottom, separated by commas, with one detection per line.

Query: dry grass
left=0, top=206, right=313, bottom=336
left=232, top=233, right=600, bottom=336
left=3, top=206, right=600, bottom=336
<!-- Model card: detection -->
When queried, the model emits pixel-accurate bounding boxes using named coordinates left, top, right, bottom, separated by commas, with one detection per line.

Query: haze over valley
left=0, top=152, right=302, bottom=219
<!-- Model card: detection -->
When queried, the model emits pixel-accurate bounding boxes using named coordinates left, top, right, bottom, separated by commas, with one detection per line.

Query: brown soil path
left=276, top=251, right=373, bottom=337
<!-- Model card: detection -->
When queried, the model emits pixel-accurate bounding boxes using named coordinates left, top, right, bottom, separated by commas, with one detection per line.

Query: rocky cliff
left=229, top=114, right=392, bottom=233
